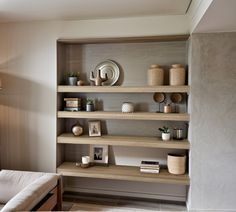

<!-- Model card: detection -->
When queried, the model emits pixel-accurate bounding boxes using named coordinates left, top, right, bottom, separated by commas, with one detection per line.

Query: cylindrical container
left=162, top=133, right=171, bottom=141
left=169, top=64, right=186, bottom=85
left=72, top=124, right=83, bottom=136
left=122, top=102, right=134, bottom=113
left=82, top=156, right=90, bottom=164
left=173, top=128, right=184, bottom=140
left=167, top=154, right=186, bottom=175
left=86, top=104, right=94, bottom=112
left=147, top=64, right=164, bottom=86
left=164, top=105, right=172, bottom=113
left=68, top=77, right=78, bottom=86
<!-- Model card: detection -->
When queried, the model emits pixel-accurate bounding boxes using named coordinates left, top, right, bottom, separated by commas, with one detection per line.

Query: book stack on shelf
left=140, top=161, right=160, bottom=174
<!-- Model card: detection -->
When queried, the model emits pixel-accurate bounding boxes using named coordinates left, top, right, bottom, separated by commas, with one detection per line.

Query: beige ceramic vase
left=169, top=64, right=186, bottom=85
left=147, top=64, right=164, bottom=86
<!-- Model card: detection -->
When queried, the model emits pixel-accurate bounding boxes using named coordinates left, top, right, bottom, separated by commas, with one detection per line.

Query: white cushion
left=0, top=170, right=45, bottom=203
left=1, top=174, right=58, bottom=212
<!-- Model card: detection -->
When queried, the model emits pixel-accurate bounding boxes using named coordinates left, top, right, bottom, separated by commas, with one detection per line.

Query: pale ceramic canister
left=122, top=102, right=134, bottom=113
left=169, top=64, right=186, bottom=85
left=147, top=64, right=164, bottom=86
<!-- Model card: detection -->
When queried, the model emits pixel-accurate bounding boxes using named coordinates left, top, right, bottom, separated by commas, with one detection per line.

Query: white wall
left=0, top=15, right=189, bottom=199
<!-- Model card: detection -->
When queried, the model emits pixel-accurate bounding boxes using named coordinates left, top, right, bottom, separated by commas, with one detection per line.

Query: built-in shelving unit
left=57, top=162, right=190, bottom=185
left=58, top=133, right=190, bottom=149
left=56, top=35, right=190, bottom=201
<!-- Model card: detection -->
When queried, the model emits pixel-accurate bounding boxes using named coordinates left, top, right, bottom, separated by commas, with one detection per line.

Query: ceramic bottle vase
left=169, top=64, right=186, bottom=85
left=147, top=64, right=164, bottom=86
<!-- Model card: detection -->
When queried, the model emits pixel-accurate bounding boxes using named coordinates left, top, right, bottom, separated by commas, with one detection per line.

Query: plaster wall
left=189, top=32, right=236, bottom=210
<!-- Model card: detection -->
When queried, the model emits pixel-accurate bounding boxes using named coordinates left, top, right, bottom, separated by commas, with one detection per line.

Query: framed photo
left=90, top=145, right=108, bottom=165
left=88, top=121, right=101, bottom=137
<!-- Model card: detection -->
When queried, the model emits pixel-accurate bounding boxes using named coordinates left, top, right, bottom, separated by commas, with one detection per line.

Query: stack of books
left=140, top=161, right=160, bottom=174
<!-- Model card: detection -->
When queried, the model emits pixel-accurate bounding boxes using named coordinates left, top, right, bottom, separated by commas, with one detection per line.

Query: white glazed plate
left=94, top=60, right=120, bottom=86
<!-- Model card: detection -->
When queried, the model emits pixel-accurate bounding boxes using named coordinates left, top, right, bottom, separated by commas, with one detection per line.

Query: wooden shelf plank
left=57, top=111, right=190, bottom=121
left=58, top=133, right=190, bottom=149
left=57, top=162, right=190, bottom=185
left=57, top=35, right=189, bottom=44
left=57, top=86, right=190, bottom=93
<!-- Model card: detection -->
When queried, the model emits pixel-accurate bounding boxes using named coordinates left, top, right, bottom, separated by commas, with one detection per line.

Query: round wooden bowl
left=167, top=153, right=186, bottom=175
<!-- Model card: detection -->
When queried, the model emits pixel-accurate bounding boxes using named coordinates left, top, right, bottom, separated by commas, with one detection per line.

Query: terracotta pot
left=147, top=64, right=164, bottom=86
left=167, top=154, right=186, bottom=175
left=169, top=64, right=186, bottom=85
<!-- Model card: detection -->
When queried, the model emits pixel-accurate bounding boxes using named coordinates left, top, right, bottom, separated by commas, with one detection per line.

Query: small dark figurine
left=90, top=69, right=108, bottom=86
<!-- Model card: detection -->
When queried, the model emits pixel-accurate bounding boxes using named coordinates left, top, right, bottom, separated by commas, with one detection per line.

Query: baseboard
left=64, top=186, right=186, bottom=202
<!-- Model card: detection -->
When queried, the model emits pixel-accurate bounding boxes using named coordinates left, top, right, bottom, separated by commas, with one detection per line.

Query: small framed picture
left=90, top=145, right=108, bottom=165
left=88, top=121, right=101, bottom=137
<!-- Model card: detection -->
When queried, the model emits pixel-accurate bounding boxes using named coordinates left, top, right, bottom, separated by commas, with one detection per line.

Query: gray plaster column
left=189, top=33, right=236, bottom=210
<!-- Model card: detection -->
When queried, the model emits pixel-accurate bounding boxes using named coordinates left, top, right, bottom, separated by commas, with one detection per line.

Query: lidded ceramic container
left=147, top=64, right=164, bottom=86
left=169, top=64, right=186, bottom=85
left=122, top=102, right=134, bottom=113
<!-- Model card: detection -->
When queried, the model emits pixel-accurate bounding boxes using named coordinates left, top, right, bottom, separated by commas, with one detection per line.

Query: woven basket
left=167, top=153, right=186, bottom=175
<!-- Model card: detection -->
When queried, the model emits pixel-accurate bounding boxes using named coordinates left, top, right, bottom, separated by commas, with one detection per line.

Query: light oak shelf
left=58, top=133, right=190, bottom=149
left=57, top=162, right=190, bottom=185
left=57, top=111, right=190, bottom=121
left=57, top=85, right=190, bottom=93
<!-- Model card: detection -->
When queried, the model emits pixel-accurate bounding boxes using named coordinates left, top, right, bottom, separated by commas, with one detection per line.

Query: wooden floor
left=63, top=192, right=187, bottom=211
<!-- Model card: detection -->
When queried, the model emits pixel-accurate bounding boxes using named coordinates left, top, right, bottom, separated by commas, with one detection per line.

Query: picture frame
left=89, top=144, right=108, bottom=165
left=88, top=121, right=101, bottom=137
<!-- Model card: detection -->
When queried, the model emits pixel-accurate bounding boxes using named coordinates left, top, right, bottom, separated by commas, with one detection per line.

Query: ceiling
left=193, top=0, right=236, bottom=33
left=0, top=0, right=192, bottom=23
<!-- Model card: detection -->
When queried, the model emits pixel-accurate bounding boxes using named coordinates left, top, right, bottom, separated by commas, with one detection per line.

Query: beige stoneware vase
left=147, top=64, right=164, bottom=86
left=169, top=64, right=186, bottom=85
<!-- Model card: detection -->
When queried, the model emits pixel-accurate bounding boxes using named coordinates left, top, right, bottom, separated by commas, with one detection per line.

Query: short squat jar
left=122, top=102, right=134, bottom=113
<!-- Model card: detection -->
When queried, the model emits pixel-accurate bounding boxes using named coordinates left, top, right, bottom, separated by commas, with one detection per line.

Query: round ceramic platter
left=94, top=60, right=120, bottom=86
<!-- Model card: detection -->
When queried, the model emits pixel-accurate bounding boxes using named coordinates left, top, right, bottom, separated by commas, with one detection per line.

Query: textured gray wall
left=189, top=33, right=236, bottom=210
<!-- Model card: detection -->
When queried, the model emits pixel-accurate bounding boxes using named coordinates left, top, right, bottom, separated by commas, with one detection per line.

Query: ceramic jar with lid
left=147, top=64, right=164, bottom=86
left=169, top=64, right=186, bottom=85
